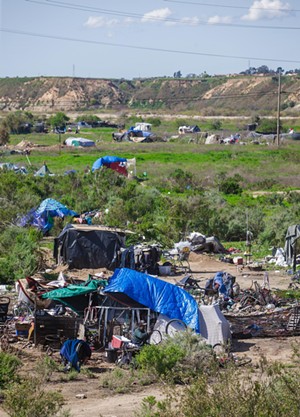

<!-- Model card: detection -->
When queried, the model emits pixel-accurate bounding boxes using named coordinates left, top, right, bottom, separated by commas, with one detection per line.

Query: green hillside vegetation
left=1, top=136, right=300, bottom=282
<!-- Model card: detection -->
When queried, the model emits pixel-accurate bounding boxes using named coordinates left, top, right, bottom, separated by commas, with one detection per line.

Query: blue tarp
left=128, top=127, right=152, bottom=138
left=104, top=268, right=200, bottom=333
left=19, top=198, right=78, bottom=234
left=92, top=156, right=127, bottom=173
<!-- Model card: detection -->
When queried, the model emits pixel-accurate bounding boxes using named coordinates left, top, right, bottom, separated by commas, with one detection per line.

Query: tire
left=212, top=343, right=227, bottom=356
left=165, top=319, right=187, bottom=337
left=149, top=329, right=162, bottom=345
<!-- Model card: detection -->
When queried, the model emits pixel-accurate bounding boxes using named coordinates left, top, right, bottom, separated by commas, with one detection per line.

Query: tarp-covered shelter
left=41, top=277, right=105, bottom=315
left=284, top=224, right=300, bottom=271
left=91, top=156, right=127, bottom=176
left=19, top=198, right=77, bottom=234
left=65, top=137, right=95, bottom=147
left=103, top=268, right=201, bottom=333
left=0, top=163, right=28, bottom=174
left=54, top=224, right=130, bottom=269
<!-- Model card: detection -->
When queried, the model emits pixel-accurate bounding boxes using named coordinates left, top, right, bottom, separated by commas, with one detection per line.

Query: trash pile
left=195, top=271, right=300, bottom=338
left=175, top=232, right=228, bottom=254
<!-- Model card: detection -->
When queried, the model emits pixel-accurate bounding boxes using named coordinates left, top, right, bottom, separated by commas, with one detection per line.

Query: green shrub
left=136, top=331, right=215, bottom=382
left=100, top=368, right=135, bottom=394
left=136, top=356, right=300, bottom=417
left=0, top=352, right=21, bottom=390
left=147, top=118, right=161, bottom=127
left=3, top=377, right=64, bottom=417
left=219, top=176, right=242, bottom=195
left=34, top=356, right=59, bottom=382
left=210, top=120, right=222, bottom=130
left=257, top=118, right=282, bottom=133
left=0, top=226, right=42, bottom=283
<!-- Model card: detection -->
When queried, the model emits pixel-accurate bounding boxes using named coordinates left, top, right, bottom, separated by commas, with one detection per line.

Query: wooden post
left=276, top=71, right=281, bottom=147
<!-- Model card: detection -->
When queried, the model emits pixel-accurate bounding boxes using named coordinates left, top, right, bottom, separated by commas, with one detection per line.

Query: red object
left=107, top=162, right=128, bottom=176
left=111, top=335, right=123, bottom=349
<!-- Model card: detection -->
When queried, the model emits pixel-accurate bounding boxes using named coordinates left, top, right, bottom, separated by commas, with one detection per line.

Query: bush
left=136, top=331, right=215, bottom=382
left=3, top=377, right=64, bottom=417
left=0, top=352, right=21, bottom=390
left=257, top=118, right=281, bottom=133
left=136, top=355, right=300, bottom=417
left=147, top=117, right=161, bottom=127
left=219, top=176, right=242, bottom=195
left=0, top=227, right=42, bottom=283
left=210, top=120, right=222, bottom=130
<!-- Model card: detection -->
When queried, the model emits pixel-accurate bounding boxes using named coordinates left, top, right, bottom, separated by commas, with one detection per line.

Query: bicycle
left=44, top=330, right=66, bottom=356
left=165, top=319, right=187, bottom=337
left=213, top=343, right=252, bottom=367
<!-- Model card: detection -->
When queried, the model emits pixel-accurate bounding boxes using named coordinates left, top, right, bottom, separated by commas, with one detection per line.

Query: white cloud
left=208, top=15, right=232, bottom=24
left=141, top=8, right=172, bottom=23
left=124, top=17, right=135, bottom=25
left=241, top=0, right=291, bottom=21
left=180, top=16, right=200, bottom=26
left=84, top=16, right=119, bottom=28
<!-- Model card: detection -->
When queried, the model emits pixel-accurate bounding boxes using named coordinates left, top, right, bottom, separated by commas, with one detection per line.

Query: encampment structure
left=285, top=224, right=300, bottom=272
left=54, top=224, right=133, bottom=269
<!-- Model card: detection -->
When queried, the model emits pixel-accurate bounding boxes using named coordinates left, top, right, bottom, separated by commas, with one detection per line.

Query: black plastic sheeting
left=54, top=224, right=126, bottom=269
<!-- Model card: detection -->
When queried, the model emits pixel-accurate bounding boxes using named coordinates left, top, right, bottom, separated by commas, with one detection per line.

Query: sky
left=1, top=0, right=300, bottom=79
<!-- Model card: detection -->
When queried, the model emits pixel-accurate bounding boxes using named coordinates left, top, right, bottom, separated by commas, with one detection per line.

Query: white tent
left=152, top=306, right=231, bottom=347
left=65, top=137, right=95, bottom=147
left=198, top=304, right=231, bottom=347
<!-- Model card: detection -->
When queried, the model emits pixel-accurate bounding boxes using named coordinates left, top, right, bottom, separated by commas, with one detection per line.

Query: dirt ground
left=0, top=254, right=299, bottom=417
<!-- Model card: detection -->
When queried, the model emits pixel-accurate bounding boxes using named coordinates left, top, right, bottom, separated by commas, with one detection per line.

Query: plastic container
left=111, top=335, right=123, bottom=349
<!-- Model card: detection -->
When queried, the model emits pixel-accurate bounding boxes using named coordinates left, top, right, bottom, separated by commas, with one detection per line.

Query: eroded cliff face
left=0, top=75, right=299, bottom=114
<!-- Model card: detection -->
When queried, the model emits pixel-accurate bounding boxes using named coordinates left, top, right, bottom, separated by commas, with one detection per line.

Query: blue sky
left=1, top=0, right=300, bottom=79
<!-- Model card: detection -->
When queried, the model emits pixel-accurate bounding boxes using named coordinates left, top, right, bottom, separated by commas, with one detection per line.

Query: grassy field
left=2, top=129, right=300, bottom=190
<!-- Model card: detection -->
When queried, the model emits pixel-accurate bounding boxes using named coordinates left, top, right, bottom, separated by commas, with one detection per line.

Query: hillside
left=0, top=75, right=300, bottom=115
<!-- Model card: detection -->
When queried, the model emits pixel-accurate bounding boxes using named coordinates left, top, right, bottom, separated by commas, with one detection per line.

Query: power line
left=163, top=0, right=300, bottom=13
left=24, top=0, right=300, bottom=30
left=2, top=28, right=300, bottom=64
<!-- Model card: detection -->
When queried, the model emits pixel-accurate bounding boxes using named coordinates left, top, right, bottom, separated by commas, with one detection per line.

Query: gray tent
left=34, top=164, right=54, bottom=177
left=284, top=225, right=300, bottom=272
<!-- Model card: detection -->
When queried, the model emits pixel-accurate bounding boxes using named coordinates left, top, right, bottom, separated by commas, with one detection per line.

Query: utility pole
left=276, top=70, right=281, bottom=147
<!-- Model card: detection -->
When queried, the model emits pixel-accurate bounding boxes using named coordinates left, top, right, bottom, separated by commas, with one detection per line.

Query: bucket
left=159, top=265, right=171, bottom=276
left=105, top=348, right=118, bottom=363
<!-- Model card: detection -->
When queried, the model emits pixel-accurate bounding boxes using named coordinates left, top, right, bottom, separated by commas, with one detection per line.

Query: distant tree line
left=240, top=65, right=300, bottom=75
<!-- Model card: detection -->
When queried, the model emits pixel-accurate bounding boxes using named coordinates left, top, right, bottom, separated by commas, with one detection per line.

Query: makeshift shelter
left=42, top=277, right=105, bottom=315
left=34, top=164, right=54, bottom=177
left=103, top=268, right=201, bottom=333
left=178, top=125, right=201, bottom=134
left=19, top=198, right=77, bottom=234
left=198, top=304, right=231, bottom=347
left=0, top=163, right=27, bottom=174
left=65, top=137, right=95, bottom=147
left=91, top=156, right=128, bottom=175
left=54, top=224, right=130, bottom=269
left=284, top=224, right=300, bottom=271
left=134, top=122, right=152, bottom=132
